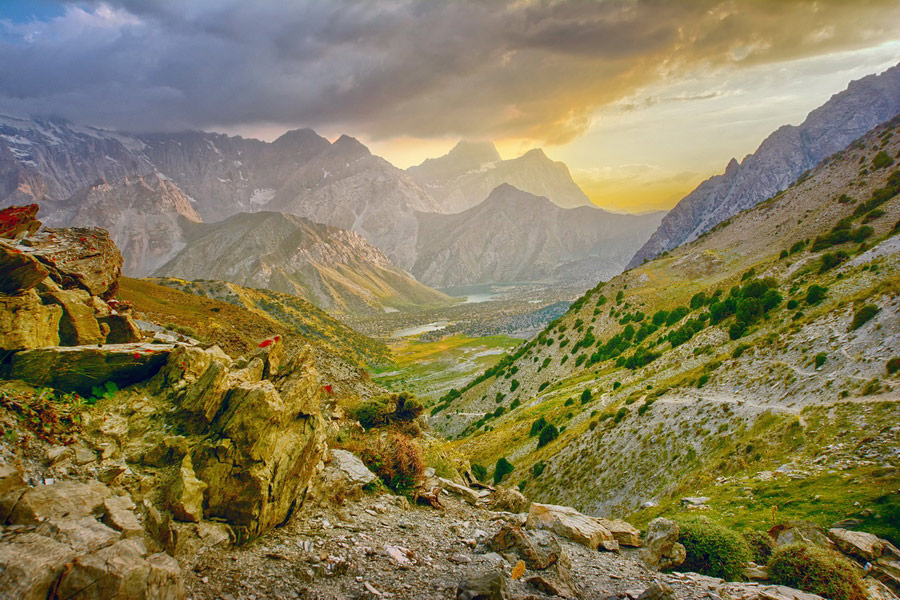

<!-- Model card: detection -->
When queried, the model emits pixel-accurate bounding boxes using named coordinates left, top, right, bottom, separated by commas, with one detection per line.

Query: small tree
left=537, top=424, right=559, bottom=448
left=494, top=457, right=514, bottom=484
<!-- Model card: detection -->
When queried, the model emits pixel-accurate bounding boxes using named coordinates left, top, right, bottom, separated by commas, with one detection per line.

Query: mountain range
left=408, top=141, right=592, bottom=213
left=628, top=62, right=900, bottom=269
left=412, top=184, right=663, bottom=287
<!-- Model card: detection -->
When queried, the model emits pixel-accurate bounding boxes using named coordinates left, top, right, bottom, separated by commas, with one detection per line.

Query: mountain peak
left=447, top=140, right=501, bottom=164
left=520, top=148, right=548, bottom=160
left=331, top=134, right=370, bottom=155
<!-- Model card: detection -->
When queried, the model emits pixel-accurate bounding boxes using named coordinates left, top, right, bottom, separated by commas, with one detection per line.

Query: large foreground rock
left=0, top=203, right=41, bottom=239
left=526, top=502, right=617, bottom=551
left=148, top=341, right=327, bottom=542
left=0, top=240, right=49, bottom=294
left=6, top=343, right=172, bottom=394
left=828, top=527, right=885, bottom=562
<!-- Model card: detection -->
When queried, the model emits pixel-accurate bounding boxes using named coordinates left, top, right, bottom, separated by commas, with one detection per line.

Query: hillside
left=432, top=116, right=900, bottom=541
left=628, top=62, right=900, bottom=269
left=408, top=141, right=592, bottom=213
left=412, top=184, right=664, bottom=287
left=154, top=211, right=452, bottom=315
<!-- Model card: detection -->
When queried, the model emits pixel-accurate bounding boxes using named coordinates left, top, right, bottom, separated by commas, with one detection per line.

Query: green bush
left=768, top=543, right=867, bottom=600
left=471, top=463, right=487, bottom=482
left=533, top=461, right=546, bottom=477
left=872, top=150, right=895, bottom=170
left=494, top=457, right=514, bottom=484
left=537, top=424, right=559, bottom=448
left=849, top=304, right=880, bottom=330
left=580, top=389, right=592, bottom=404
left=814, top=352, right=827, bottom=368
left=743, top=531, right=775, bottom=564
left=887, top=357, right=900, bottom=375
left=675, top=517, right=751, bottom=581
left=613, top=407, right=627, bottom=423
left=353, top=391, right=423, bottom=430
left=529, top=417, right=548, bottom=437
left=806, top=285, right=828, bottom=305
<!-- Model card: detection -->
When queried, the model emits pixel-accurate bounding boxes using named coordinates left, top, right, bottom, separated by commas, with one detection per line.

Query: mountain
left=411, top=184, right=664, bottom=287
left=627, top=63, right=900, bottom=269
left=42, top=173, right=201, bottom=276
left=155, top=211, right=452, bottom=314
left=432, top=116, right=900, bottom=533
left=265, top=135, right=441, bottom=270
left=408, top=141, right=592, bottom=212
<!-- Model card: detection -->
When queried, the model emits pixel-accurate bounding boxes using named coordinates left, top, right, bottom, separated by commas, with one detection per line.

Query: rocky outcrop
left=413, top=184, right=664, bottom=287
left=628, top=63, right=900, bottom=269
left=409, top=141, right=591, bottom=212
left=155, top=211, right=450, bottom=315
left=20, top=227, right=123, bottom=298
left=7, top=343, right=172, bottom=394
left=146, top=340, right=327, bottom=542
left=0, top=203, right=41, bottom=239
left=641, top=518, right=686, bottom=571
left=0, top=477, right=185, bottom=599
left=525, top=502, right=618, bottom=551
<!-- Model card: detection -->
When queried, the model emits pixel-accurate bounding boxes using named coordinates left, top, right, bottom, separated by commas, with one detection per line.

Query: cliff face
left=408, top=141, right=592, bottom=213
left=412, top=184, right=663, bottom=287
left=627, top=63, right=900, bottom=269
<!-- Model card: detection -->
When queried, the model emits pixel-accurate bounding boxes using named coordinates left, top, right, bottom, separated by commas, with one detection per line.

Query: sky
left=1, top=1, right=899, bottom=213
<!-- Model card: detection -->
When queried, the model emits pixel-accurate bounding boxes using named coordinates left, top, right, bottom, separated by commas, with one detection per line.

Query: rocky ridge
left=408, top=141, right=592, bottom=213
left=628, top=62, right=900, bottom=269
left=412, top=184, right=664, bottom=287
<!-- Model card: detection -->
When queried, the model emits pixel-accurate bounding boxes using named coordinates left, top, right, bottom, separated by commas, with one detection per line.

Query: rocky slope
left=155, top=211, right=452, bottom=315
left=412, top=184, right=664, bottom=287
left=409, top=141, right=592, bottom=213
left=432, top=116, right=900, bottom=541
left=266, top=135, right=442, bottom=270
left=627, top=62, right=900, bottom=269
left=42, top=173, right=202, bottom=276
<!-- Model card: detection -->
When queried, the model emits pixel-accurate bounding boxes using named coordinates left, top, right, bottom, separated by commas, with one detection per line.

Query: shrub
left=697, top=374, right=710, bottom=388
left=613, top=407, right=627, bottom=423
left=786, top=299, right=798, bottom=310
left=471, top=463, right=487, bottom=482
left=849, top=304, right=880, bottom=330
left=353, top=432, right=424, bottom=493
left=580, top=389, right=592, bottom=404
left=675, top=517, right=752, bottom=581
left=529, top=417, right=548, bottom=437
left=612, top=381, right=621, bottom=390
left=743, top=531, right=775, bottom=564
left=768, top=543, right=867, bottom=600
left=353, top=392, right=424, bottom=430
left=494, top=457, right=514, bottom=484
left=729, top=322, right=747, bottom=340
left=806, top=285, right=828, bottom=305
left=887, top=357, right=900, bottom=375
left=510, top=379, right=520, bottom=392
left=814, top=352, right=827, bottom=368
left=732, top=344, right=749, bottom=359
left=537, top=424, right=559, bottom=448
left=872, top=150, right=895, bottom=170
left=533, top=461, right=546, bottom=477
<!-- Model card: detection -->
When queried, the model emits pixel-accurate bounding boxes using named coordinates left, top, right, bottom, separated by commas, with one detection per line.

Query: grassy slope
left=120, top=277, right=389, bottom=367
left=373, top=334, right=520, bottom=405
left=440, top=117, right=900, bottom=542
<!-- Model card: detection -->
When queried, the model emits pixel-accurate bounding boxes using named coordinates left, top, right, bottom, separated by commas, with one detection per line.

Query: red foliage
left=258, top=338, right=273, bottom=348
left=0, top=204, right=40, bottom=238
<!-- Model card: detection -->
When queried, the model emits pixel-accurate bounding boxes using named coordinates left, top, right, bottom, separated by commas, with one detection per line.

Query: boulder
left=489, top=486, right=530, bottom=513
left=871, top=557, right=900, bottom=594
left=55, top=538, right=185, bottom=600
left=101, top=495, right=144, bottom=538
left=3, top=480, right=112, bottom=525
left=491, top=523, right=559, bottom=570
left=21, top=227, right=123, bottom=298
left=164, top=346, right=326, bottom=542
left=7, top=342, right=173, bottom=394
left=526, top=502, right=616, bottom=551
left=641, top=518, right=686, bottom=571
left=769, top=521, right=832, bottom=549
left=40, top=287, right=103, bottom=345
left=638, top=581, right=677, bottom=600
left=0, top=204, right=41, bottom=239
left=0, top=240, right=49, bottom=294
left=827, top=527, right=884, bottom=562
left=0, top=289, right=61, bottom=351
left=456, top=570, right=511, bottom=600
left=35, top=516, right=121, bottom=552
left=319, top=449, right=376, bottom=501
left=0, top=463, right=26, bottom=496
left=598, top=518, right=642, bottom=547
left=0, top=532, right=76, bottom=600
left=438, top=477, right=482, bottom=506
left=166, top=455, right=207, bottom=523
left=98, top=313, right=143, bottom=344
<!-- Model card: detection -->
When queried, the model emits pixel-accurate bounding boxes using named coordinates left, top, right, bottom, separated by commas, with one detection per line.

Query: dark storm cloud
left=1, top=0, right=898, bottom=142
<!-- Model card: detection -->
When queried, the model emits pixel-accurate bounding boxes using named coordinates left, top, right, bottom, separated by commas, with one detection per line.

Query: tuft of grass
left=768, top=543, right=867, bottom=600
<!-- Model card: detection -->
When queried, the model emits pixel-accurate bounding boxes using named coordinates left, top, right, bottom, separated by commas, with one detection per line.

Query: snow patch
left=250, top=188, right=276, bottom=205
